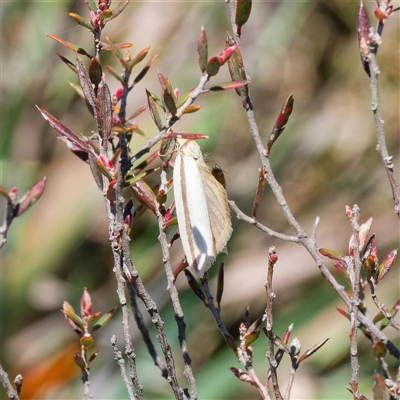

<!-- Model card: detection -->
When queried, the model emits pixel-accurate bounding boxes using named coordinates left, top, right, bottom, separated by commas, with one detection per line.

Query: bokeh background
left=1, top=1, right=399, bottom=399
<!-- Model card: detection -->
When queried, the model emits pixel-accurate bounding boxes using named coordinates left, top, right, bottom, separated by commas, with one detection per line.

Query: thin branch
left=111, top=335, right=135, bottom=400
left=229, top=201, right=299, bottom=243
left=157, top=191, right=198, bottom=400
left=126, top=281, right=169, bottom=378
left=264, top=247, right=283, bottom=400
left=0, top=364, right=20, bottom=400
left=368, top=279, right=400, bottom=331
left=348, top=205, right=362, bottom=400
left=368, top=50, right=400, bottom=218
left=201, top=276, right=237, bottom=351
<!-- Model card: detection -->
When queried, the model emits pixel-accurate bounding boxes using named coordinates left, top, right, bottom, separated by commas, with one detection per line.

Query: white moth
left=173, top=139, right=232, bottom=277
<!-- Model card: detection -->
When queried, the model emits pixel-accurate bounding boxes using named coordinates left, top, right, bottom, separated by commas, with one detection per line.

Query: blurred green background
left=1, top=1, right=399, bottom=399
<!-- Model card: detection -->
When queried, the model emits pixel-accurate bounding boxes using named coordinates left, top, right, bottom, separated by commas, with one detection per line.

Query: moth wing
left=198, top=163, right=232, bottom=255
left=174, top=153, right=215, bottom=276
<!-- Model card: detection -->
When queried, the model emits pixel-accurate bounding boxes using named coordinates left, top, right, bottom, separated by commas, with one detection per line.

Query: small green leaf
left=181, top=105, right=202, bottom=115
left=235, top=0, right=252, bottom=36
left=92, top=306, right=118, bottom=332
left=74, top=353, right=86, bottom=370
left=128, top=47, right=150, bottom=70
left=106, top=65, right=124, bottom=84
left=133, top=54, right=159, bottom=84
left=319, top=248, right=344, bottom=260
left=67, top=12, right=94, bottom=32
left=80, top=334, right=94, bottom=349
left=146, top=89, right=163, bottom=130
left=206, top=57, right=220, bottom=77
left=163, top=89, right=177, bottom=116
left=98, top=9, right=113, bottom=21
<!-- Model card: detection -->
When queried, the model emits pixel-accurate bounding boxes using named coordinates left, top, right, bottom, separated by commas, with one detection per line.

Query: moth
left=173, top=139, right=232, bottom=277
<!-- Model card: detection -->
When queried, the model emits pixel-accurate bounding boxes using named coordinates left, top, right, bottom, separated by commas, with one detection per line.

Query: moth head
left=176, top=139, right=203, bottom=160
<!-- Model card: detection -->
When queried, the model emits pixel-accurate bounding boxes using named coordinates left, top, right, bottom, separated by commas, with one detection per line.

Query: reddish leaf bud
left=197, top=27, right=208, bottom=73
left=377, top=249, right=397, bottom=282
left=217, top=44, right=238, bottom=66
left=9, top=187, right=18, bottom=203
left=81, top=288, right=93, bottom=318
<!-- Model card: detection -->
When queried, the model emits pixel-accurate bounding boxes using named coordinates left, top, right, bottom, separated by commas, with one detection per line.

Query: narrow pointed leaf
left=62, top=308, right=84, bottom=329
left=105, top=36, right=127, bottom=68
left=76, top=54, right=96, bottom=110
left=108, top=0, right=131, bottom=21
left=88, top=351, right=99, bottom=365
left=252, top=166, right=266, bottom=221
left=74, top=353, right=86, bottom=370
left=134, top=53, right=159, bottom=84
left=163, top=89, right=177, bottom=116
left=131, top=180, right=157, bottom=214
left=128, top=46, right=150, bottom=70
left=266, top=93, right=294, bottom=156
left=69, top=81, right=85, bottom=99
left=216, top=262, right=224, bottom=312
left=181, top=105, right=202, bottom=115
left=125, top=169, right=159, bottom=187
left=131, top=150, right=159, bottom=174
left=57, top=53, right=77, bottom=74
left=88, top=154, right=104, bottom=190
left=92, top=306, right=118, bottom=332
left=146, top=89, right=163, bottom=130
left=184, top=270, right=206, bottom=303
left=173, top=257, right=187, bottom=282
left=37, top=107, right=92, bottom=153
left=208, top=80, right=248, bottom=92
left=298, top=337, right=331, bottom=364
left=128, top=105, right=147, bottom=121
left=377, top=249, right=397, bottom=282
left=47, top=34, right=81, bottom=53
left=357, top=0, right=371, bottom=76
left=106, top=65, right=124, bottom=84
left=16, top=178, right=46, bottom=217
left=242, top=306, right=250, bottom=329
left=67, top=12, right=94, bottom=32
left=319, top=248, right=344, bottom=260
left=226, top=35, right=248, bottom=98
left=83, top=0, right=97, bottom=12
